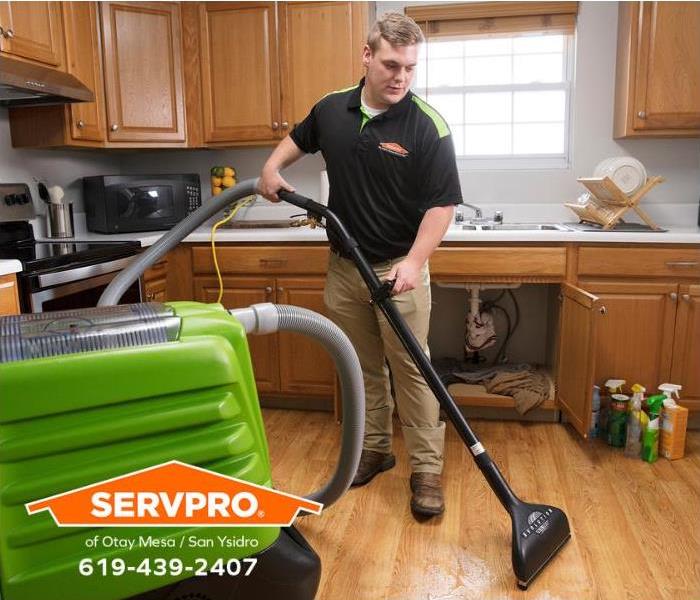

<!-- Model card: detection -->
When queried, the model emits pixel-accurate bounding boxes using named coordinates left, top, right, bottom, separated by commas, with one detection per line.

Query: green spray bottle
left=642, top=393, right=664, bottom=463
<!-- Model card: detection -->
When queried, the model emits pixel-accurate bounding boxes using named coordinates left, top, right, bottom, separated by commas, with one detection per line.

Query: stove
left=0, top=183, right=142, bottom=312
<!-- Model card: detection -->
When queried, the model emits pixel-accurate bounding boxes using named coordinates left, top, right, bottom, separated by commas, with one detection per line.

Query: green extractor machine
left=0, top=179, right=366, bottom=600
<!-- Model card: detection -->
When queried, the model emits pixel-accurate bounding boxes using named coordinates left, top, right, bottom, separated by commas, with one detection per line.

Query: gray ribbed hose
left=97, top=178, right=366, bottom=510
left=230, top=303, right=364, bottom=508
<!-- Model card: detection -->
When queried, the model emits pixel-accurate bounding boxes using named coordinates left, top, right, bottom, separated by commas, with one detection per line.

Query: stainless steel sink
left=459, top=223, right=571, bottom=231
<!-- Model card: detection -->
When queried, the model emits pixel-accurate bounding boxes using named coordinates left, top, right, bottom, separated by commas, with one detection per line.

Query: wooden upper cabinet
left=279, top=1, right=367, bottom=129
left=0, top=1, right=64, bottom=67
left=63, top=2, right=105, bottom=143
left=197, top=1, right=368, bottom=145
left=614, top=1, right=700, bottom=138
left=199, top=2, right=280, bottom=143
left=100, top=1, right=186, bottom=143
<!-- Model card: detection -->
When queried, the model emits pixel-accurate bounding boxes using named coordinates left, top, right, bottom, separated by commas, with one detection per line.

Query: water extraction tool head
left=510, top=499, right=571, bottom=590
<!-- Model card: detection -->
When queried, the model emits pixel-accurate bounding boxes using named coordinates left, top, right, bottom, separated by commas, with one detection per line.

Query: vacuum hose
left=230, top=303, right=363, bottom=508
left=97, top=179, right=260, bottom=307
left=97, top=178, right=366, bottom=511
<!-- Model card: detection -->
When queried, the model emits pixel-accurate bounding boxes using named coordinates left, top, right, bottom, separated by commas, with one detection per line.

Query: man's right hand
left=257, top=169, right=295, bottom=203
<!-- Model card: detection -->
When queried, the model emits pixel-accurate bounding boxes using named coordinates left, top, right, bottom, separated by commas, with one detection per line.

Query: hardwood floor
left=262, top=409, right=700, bottom=600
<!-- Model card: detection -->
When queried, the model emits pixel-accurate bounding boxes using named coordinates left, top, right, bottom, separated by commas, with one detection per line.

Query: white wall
left=0, top=108, right=120, bottom=228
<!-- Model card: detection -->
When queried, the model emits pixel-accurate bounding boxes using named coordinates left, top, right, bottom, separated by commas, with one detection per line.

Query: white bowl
left=593, top=156, right=647, bottom=195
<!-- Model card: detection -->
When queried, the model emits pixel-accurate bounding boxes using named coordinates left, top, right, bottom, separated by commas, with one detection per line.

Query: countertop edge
left=0, top=259, right=22, bottom=276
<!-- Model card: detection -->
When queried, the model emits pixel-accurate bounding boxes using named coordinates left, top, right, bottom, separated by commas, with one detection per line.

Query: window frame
left=413, top=32, right=575, bottom=171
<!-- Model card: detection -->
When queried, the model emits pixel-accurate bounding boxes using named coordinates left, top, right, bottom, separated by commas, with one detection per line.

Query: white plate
left=593, top=156, right=647, bottom=195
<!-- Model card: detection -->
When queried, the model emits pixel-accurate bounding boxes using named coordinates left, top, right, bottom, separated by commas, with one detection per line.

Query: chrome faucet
left=455, top=202, right=483, bottom=222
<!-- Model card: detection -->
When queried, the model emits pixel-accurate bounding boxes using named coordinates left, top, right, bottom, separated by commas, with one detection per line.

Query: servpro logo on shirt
left=25, top=461, right=322, bottom=527
left=378, top=142, right=409, bottom=157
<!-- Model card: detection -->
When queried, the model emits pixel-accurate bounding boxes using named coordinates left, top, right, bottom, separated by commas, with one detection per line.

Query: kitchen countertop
left=44, top=223, right=700, bottom=247
left=0, top=259, right=22, bottom=276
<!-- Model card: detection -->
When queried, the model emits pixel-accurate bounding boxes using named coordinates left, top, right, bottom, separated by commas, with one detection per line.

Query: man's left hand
left=385, top=258, right=422, bottom=296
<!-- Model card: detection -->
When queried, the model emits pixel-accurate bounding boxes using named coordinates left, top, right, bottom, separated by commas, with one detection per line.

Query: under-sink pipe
left=435, top=282, right=522, bottom=317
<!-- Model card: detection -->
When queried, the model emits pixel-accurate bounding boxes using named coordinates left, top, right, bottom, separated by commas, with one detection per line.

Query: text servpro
left=90, top=491, right=259, bottom=519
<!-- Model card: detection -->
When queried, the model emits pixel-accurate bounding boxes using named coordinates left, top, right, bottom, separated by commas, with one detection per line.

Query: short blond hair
left=366, top=12, right=424, bottom=53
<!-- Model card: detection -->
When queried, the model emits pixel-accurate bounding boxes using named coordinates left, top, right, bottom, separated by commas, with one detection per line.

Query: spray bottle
left=659, top=383, right=688, bottom=460
left=624, top=384, right=645, bottom=458
left=642, top=393, right=664, bottom=463
left=601, top=379, right=626, bottom=438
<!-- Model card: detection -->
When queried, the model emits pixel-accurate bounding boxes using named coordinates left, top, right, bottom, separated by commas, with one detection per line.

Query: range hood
left=0, top=56, right=94, bottom=107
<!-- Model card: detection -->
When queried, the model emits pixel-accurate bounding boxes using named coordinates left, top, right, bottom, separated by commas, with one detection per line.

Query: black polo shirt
left=290, top=78, right=462, bottom=263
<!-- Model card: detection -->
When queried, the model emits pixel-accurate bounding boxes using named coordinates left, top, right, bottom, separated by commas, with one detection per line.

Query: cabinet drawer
left=578, top=247, right=700, bottom=278
left=192, top=245, right=329, bottom=275
left=143, top=259, right=168, bottom=283
left=431, top=247, right=566, bottom=278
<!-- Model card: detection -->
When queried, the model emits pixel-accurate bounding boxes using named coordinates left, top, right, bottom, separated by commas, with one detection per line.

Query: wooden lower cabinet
left=670, top=285, right=700, bottom=409
left=142, top=256, right=170, bottom=303
left=192, top=273, right=334, bottom=399
left=277, top=277, right=335, bottom=395
left=557, top=283, right=602, bottom=438
left=582, top=280, right=678, bottom=391
left=0, top=274, right=20, bottom=316
left=194, top=275, right=279, bottom=393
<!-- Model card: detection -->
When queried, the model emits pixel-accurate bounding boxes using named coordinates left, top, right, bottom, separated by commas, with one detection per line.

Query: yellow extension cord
left=210, top=196, right=255, bottom=304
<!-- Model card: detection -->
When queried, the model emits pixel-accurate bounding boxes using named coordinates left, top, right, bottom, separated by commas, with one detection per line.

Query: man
left=258, top=13, right=462, bottom=517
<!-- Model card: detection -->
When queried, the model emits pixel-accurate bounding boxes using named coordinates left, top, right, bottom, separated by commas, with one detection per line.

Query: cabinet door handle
left=0, top=281, right=15, bottom=290
left=670, top=292, right=678, bottom=302
left=665, top=261, right=698, bottom=268
left=637, top=111, right=646, bottom=119
left=278, top=287, right=284, bottom=293
left=599, top=306, right=607, bottom=315
left=110, top=124, right=119, bottom=132
left=271, top=122, right=279, bottom=130
left=3, top=28, right=14, bottom=39
left=77, top=120, right=85, bottom=129
left=281, top=121, right=289, bottom=129
left=259, top=258, right=287, bottom=267
left=682, top=294, right=691, bottom=302
left=264, top=286, right=273, bottom=294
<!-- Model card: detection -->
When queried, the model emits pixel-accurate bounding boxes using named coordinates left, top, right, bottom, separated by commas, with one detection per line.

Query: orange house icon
left=26, top=461, right=323, bottom=527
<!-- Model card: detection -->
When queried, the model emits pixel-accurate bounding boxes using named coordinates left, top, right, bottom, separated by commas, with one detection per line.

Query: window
left=407, top=2, right=578, bottom=169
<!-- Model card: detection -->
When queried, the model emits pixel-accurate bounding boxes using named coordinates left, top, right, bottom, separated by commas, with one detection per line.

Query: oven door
left=27, top=272, right=142, bottom=313
left=21, top=256, right=143, bottom=313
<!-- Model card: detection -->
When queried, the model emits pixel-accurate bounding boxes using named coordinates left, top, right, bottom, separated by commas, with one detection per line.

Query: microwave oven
left=83, top=174, right=201, bottom=234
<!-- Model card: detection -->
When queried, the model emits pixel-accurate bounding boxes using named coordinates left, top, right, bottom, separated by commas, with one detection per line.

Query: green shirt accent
left=411, top=96, right=450, bottom=138
left=359, top=105, right=372, bottom=132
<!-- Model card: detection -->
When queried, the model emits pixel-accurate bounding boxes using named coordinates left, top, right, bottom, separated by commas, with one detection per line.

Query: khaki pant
left=324, top=252, right=445, bottom=474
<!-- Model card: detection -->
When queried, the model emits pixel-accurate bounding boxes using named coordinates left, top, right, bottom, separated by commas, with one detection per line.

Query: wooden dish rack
left=565, top=175, right=665, bottom=230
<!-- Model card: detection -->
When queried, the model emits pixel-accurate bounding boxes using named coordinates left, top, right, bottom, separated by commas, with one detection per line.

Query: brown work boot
left=351, top=450, right=396, bottom=487
left=410, top=472, right=445, bottom=517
